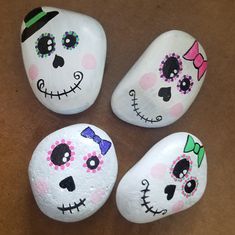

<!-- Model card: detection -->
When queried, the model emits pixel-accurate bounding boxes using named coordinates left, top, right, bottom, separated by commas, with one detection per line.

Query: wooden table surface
left=0, top=1, right=234, bottom=234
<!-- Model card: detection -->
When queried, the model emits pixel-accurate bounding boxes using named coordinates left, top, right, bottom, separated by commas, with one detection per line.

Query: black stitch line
left=57, top=198, right=86, bottom=215
left=129, top=90, right=162, bottom=123
left=37, top=72, right=83, bottom=100
left=140, top=179, right=167, bottom=216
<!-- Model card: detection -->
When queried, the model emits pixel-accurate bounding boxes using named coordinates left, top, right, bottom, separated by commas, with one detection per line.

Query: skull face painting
left=111, top=30, right=207, bottom=127
left=21, top=7, right=106, bottom=114
left=116, top=132, right=207, bottom=223
left=28, top=124, right=118, bottom=222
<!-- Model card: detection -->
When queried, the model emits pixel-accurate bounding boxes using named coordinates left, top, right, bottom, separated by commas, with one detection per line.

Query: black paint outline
left=129, top=89, right=162, bottom=124
left=57, top=198, right=86, bottom=214
left=140, top=179, right=167, bottom=216
left=37, top=71, right=83, bottom=100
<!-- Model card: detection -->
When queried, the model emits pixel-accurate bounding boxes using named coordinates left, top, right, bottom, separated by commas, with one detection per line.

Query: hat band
left=25, top=11, right=47, bottom=28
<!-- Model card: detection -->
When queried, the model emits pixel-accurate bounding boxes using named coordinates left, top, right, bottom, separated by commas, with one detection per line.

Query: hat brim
left=21, top=11, right=59, bottom=42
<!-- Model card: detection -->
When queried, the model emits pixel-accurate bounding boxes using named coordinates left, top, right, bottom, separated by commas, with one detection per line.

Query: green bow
left=184, top=135, right=205, bottom=168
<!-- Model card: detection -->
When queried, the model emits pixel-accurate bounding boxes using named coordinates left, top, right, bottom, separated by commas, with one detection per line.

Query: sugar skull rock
left=111, top=30, right=207, bottom=127
left=21, top=7, right=106, bottom=114
left=116, top=133, right=207, bottom=223
left=28, top=124, right=118, bottom=222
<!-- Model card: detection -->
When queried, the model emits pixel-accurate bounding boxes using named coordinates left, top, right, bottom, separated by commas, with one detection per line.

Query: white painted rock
left=28, top=124, right=118, bottom=222
left=116, top=132, right=207, bottom=223
left=21, top=7, right=106, bottom=114
left=111, top=30, right=207, bottom=127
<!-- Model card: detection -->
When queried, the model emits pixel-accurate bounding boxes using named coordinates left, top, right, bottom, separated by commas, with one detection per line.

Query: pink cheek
left=82, top=54, right=97, bottom=69
left=169, top=103, right=184, bottom=118
left=28, top=64, right=39, bottom=81
left=172, top=200, right=184, bottom=213
left=150, top=163, right=167, bottom=179
left=139, top=73, right=157, bottom=90
left=34, top=180, right=48, bottom=195
left=90, top=189, right=105, bottom=204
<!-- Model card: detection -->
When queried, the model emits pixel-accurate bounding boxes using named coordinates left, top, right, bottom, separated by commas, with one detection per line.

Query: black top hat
left=21, top=7, right=59, bottom=42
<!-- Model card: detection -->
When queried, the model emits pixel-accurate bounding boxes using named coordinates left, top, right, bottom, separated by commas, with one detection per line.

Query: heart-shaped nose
left=59, top=176, right=75, bottom=192
left=164, top=184, right=176, bottom=200
left=158, top=87, right=171, bottom=102
left=53, top=54, right=65, bottom=68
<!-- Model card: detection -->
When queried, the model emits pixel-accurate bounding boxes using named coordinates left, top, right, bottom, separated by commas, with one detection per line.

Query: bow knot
left=183, top=41, right=207, bottom=81
left=184, top=135, right=205, bottom=168
left=81, top=127, right=111, bottom=155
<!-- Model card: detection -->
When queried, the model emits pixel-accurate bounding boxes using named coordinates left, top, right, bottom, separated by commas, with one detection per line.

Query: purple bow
left=81, top=127, right=111, bottom=155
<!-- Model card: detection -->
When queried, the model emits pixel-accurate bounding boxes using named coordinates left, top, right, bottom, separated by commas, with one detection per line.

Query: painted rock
left=21, top=7, right=106, bottom=114
left=116, top=133, right=207, bottom=223
left=111, top=30, right=207, bottom=127
left=28, top=124, right=118, bottom=222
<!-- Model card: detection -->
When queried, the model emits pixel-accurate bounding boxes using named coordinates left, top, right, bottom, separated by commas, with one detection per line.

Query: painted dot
left=82, top=54, right=97, bottom=69
left=150, top=163, right=167, bottom=179
left=169, top=103, right=184, bottom=118
left=28, top=64, right=39, bottom=81
left=64, top=152, right=69, bottom=157
left=139, top=73, right=157, bottom=90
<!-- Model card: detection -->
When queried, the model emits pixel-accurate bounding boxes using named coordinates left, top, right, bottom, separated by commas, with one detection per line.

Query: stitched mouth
left=37, top=71, right=83, bottom=100
left=129, top=89, right=162, bottom=123
left=140, top=179, right=167, bottom=216
left=57, top=198, right=86, bottom=214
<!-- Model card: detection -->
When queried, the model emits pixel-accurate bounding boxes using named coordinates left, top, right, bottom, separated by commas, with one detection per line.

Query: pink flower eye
left=159, top=53, right=183, bottom=82
left=47, top=139, right=75, bottom=170
left=83, top=151, right=104, bottom=173
left=182, top=176, right=199, bottom=198
left=177, top=75, right=194, bottom=94
left=170, top=154, right=192, bottom=182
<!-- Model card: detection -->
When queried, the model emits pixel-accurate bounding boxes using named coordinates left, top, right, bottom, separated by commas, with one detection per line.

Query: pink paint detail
left=87, top=169, right=90, bottom=173
left=28, top=64, right=39, bottom=81
left=172, top=200, right=184, bottom=213
left=55, top=141, right=59, bottom=145
left=67, top=141, right=71, bottom=145
left=139, top=73, right=157, bottom=90
left=150, top=163, right=167, bottom=179
left=46, top=157, right=50, bottom=161
left=70, top=156, right=75, bottom=161
left=92, top=151, right=96, bottom=155
left=97, top=166, right=101, bottom=171
left=66, top=162, right=70, bottom=167
left=51, top=145, right=55, bottom=149
left=90, top=189, right=105, bottom=204
left=82, top=54, right=97, bottom=70
left=54, top=166, right=58, bottom=170
left=92, top=170, right=96, bottom=173
left=34, top=180, right=48, bottom=195
left=48, top=151, right=52, bottom=155
left=183, top=41, right=207, bottom=81
left=61, top=139, right=65, bottom=143
left=88, top=153, right=91, bottom=157
left=169, top=103, right=184, bottom=118
left=83, top=156, right=87, bottom=160
left=83, top=163, right=87, bottom=167
left=49, top=162, right=53, bottom=166
left=60, top=165, right=65, bottom=170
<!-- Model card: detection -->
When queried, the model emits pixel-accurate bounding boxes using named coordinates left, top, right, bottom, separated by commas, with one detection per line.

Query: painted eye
left=170, top=155, right=192, bottom=181
left=83, top=151, right=104, bottom=173
left=35, top=33, right=55, bottom=58
left=159, top=53, right=183, bottom=82
left=47, top=139, right=75, bottom=170
left=182, top=177, right=198, bottom=198
left=62, top=31, right=79, bottom=50
left=177, top=75, right=194, bottom=94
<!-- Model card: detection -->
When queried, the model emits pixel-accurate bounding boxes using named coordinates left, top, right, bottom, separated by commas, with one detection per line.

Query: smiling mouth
left=57, top=198, right=86, bottom=214
left=37, top=71, right=83, bottom=100
left=141, top=179, right=167, bottom=216
left=129, top=89, right=162, bottom=123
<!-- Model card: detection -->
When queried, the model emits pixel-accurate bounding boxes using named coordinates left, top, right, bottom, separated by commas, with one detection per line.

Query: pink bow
left=183, top=41, right=207, bottom=81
